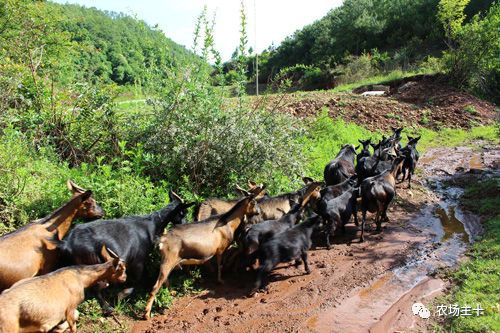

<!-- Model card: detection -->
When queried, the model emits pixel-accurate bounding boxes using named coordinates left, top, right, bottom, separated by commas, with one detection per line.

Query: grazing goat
left=398, top=135, right=421, bottom=189
left=244, top=182, right=322, bottom=257
left=59, top=191, right=194, bottom=312
left=324, top=144, right=358, bottom=186
left=0, top=180, right=103, bottom=291
left=143, top=186, right=264, bottom=319
left=0, top=246, right=126, bottom=333
left=248, top=177, right=322, bottom=224
left=359, top=156, right=404, bottom=242
left=196, top=181, right=265, bottom=221
left=252, top=214, right=322, bottom=292
left=317, top=187, right=359, bottom=249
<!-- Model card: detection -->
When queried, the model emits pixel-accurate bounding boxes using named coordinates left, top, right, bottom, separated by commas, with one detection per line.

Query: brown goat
left=0, top=246, right=126, bottom=333
left=143, top=187, right=264, bottom=319
left=248, top=177, right=323, bottom=224
left=196, top=181, right=264, bottom=221
left=0, top=180, right=104, bottom=291
left=359, top=156, right=404, bottom=242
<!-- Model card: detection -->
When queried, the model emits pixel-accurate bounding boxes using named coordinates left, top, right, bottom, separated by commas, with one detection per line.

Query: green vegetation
left=436, top=177, right=500, bottom=333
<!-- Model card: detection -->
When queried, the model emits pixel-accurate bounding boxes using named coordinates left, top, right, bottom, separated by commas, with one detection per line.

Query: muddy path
left=132, top=144, right=498, bottom=333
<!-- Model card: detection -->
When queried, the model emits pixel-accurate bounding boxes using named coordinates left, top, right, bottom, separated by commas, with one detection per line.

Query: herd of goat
left=0, top=127, right=421, bottom=332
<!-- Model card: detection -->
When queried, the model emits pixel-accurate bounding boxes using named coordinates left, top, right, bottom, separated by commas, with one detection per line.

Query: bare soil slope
left=271, top=77, right=497, bottom=131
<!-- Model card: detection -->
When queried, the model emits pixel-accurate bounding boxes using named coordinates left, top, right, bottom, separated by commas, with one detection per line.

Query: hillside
left=248, top=0, right=496, bottom=89
left=51, top=3, right=202, bottom=86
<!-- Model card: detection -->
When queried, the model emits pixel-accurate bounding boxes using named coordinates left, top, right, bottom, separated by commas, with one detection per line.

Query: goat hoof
left=360, top=237, right=364, bottom=243
left=305, top=270, right=311, bottom=275
left=217, top=279, right=225, bottom=285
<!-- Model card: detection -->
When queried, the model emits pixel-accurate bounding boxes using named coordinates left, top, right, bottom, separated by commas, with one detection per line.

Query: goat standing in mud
left=243, top=182, right=322, bottom=262
left=252, top=214, right=322, bottom=293
left=0, top=246, right=126, bottom=333
left=324, top=144, right=357, bottom=186
left=359, top=156, right=405, bottom=242
left=59, top=191, right=194, bottom=312
left=0, top=180, right=103, bottom=291
left=398, top=135, right=421, bottom=189
left=317, top=186, right=359, bottom=249
left=143, top=186, right=265, bottom=319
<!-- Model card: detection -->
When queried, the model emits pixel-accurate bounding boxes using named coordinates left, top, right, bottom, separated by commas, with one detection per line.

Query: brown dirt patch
left=268, top=77, right=497, bottom=132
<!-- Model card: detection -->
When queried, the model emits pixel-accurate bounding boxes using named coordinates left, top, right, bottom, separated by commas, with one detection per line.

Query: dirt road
left=132, top=145, right=497, bottom=333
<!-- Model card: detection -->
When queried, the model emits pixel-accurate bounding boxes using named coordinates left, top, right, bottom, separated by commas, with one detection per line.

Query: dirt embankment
left=271, top=76, right=498, bottom=132
left=132, top=145, right=498, bottom=333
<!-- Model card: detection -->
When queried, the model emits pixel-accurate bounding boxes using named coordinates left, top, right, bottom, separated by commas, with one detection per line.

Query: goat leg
left=216, top=254, right=225, bottom=284
left=144, top=259, right=178, bottom=320
left=65, top=307, right=77, bottom=333
left=301, top=252, right=310, bottom=274
left=360, top=210, right=366, bottom=242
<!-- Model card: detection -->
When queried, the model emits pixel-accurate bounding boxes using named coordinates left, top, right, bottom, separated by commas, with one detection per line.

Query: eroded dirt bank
left=133, top=145, right=498, bottom=333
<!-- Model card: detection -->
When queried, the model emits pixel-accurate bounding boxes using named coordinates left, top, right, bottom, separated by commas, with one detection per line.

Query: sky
left=52, top=0, right=343, bottom=61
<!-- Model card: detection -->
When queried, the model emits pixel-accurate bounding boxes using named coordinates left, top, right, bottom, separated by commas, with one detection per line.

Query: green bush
left=0, top=127, right=171, bottom=233
left=441, top=2, right=500, bottom=103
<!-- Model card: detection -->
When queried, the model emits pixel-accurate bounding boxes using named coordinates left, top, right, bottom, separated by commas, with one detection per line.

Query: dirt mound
left=273, top=77, right=497, bottom=132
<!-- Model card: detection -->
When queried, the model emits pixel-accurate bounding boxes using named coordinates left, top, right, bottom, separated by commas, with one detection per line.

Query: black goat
left=324, top=144, right=358, bottom=186
left=252, top=214, right=322, bottom=292
left=59, top=191, right=194, bottom=312
left=359, top=156, right=404, bottom=242
left=356, top=139, right=371, bottom=165
left=317, top=186, right=359, bottom=249
left=244, top=202, right=305, bottom=257
left=398, top=135, right=421, bottom=189
left=320, top=175, right=357, bottom=203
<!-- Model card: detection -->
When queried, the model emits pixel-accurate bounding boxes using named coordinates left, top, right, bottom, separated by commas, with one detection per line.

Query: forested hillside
left=238, top=0, right=497, bottom=97
left=0, top=0, right=201, bottom=88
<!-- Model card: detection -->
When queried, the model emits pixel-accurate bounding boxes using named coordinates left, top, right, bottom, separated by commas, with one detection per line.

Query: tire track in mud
left=133, top=144, right=498, bottom=333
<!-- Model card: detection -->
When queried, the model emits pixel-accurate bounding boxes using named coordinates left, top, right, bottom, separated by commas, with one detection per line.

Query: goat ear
left=81, top=190, right=92, bottom=202
left=67, top=180, right=86, bottom=194
left=414, top=136, right=421, bottom=142
left=302, top=176, right=314, bottom=185
left=355, top=145, right=360, bottom=151
left=248, top=180, right=257, bottom=188
left=169, top=190, right=184, bottom=204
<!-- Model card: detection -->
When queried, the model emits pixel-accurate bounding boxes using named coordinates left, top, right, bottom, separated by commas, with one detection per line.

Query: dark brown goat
left=0, top=246, right=125, bottom=333
left=359, top=156, right=404, bottom=242
left=143, top=186, right=264, bottom=319
left=0, top=180, right=103, bottom=291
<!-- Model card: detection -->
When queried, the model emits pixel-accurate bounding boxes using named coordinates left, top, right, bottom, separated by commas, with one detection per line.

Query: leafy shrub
left=336, top=53, right=378, bottom=84
left=441, top=2, right=500, bottom=103
left=144, top=65, right=305, bottom=195
left=0, top=127, right=171, bottom=233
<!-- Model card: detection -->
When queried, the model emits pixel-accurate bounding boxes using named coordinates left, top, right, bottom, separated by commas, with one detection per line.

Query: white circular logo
left=412, top=302, right=431, bottom=319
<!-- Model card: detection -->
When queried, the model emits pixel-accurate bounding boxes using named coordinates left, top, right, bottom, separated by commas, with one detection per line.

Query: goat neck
left=41, top=191, right=91, bottom=240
